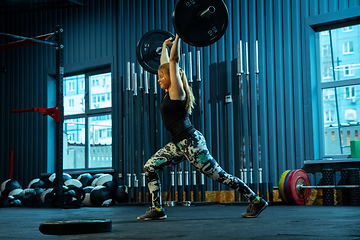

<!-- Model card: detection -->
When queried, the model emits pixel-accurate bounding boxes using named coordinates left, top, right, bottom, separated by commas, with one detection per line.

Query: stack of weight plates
left=278, top=169, right=311, bottom=205
left=338, top=168, right=360, bottom=206
left=338, top=169, right=348, bottom=205
left=346, top=168, right=360, bottom=206
left=321, top=169, right=334, bottom=205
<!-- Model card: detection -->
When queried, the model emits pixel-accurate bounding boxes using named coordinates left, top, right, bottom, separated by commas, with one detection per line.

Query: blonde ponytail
left=179, top=68, right=195, bottom=115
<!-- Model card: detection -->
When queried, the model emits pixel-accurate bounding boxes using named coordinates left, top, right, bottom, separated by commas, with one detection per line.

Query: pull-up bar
left=0, top=32, right=57, bottom=51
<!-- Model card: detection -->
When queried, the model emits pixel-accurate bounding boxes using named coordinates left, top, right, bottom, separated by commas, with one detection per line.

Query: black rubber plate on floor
left=39, top=219, right=112, bottom=235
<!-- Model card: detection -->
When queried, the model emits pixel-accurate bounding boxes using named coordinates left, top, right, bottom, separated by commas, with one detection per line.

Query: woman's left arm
left=169, top=34, right=185, bottom=100
left=160, top=38, right=172, bottom=65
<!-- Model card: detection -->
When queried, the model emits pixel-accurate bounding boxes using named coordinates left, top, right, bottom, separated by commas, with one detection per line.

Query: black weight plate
left=172, top=0, right=228, bottom=47
left=39, top=219, right=112, bottom=235
left=136, top=29, right=175, bottom=74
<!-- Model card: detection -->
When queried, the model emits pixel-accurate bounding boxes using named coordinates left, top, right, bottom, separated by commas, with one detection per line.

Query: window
left=322, top=45, right=331, bottom=57
left=342, top=26, right=353, bottom=32
left=64, top=75, right=85, bottom=115
left=68, top=81, right=75, bottom=91
left=80, top=79, right=85, bottom=90
left=344, top=65, right=355, bottom=77
left=324, top=110, right=334, bottom=123
left=64, top=118, right=85, bottom=169
left=90, top=73, right=111, bottom=110
left=69, top=99, right=74, bottom=108
left=89, top=115, right=112, bottom=168
left=345, top=86, right=355, bottom=99
left=323, top=88, right=335, bottom=101
left=317, top=23, right=360, bottom=157
left=343, top=41, right=354, bottom=54
left=322, top=66, right=333, bottom=79
left=63, top=69, right=112, bottom=170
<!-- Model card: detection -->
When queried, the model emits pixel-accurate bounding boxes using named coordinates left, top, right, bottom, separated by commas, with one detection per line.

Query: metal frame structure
left=0, top=26, right=64, bottom=199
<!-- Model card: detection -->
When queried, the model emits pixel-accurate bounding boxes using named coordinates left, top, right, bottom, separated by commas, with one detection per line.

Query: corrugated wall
left=1, top=0, right=359, bottom=197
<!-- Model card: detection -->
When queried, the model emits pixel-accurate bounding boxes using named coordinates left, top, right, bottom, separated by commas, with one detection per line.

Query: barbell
left=136, top=0, right=229, bottom=74
left=278, top=169, right=360, bottom=205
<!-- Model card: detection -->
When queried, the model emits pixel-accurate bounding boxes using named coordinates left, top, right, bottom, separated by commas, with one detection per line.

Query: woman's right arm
left=160, top=38, right=173, bottom=65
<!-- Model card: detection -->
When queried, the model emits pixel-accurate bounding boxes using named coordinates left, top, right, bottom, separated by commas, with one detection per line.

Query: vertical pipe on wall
left=274, top=0, right=286, bottom=175
left=244, top=41, right=251, bottom=184
left=283, top=0, right=296, bottom=171
left=265, top=0, right=278, bottom=185
left=196, top=50, right=204, bottom=199
left=292, top=0, right=305, bottom=169
left=237, top=40, right=245, bottom=186
left=248, top=0, right=259, bottom=193
left=256, top=0, right=270, bottom=188
left=255, top=39, right=262, bottom=188
left=186, top=51, right=192, bottom=197
left=125, top=62, right=131, bottom=201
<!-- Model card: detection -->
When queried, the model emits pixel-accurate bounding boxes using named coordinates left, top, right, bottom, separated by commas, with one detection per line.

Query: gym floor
left=0, top=203, right=359, bottom=240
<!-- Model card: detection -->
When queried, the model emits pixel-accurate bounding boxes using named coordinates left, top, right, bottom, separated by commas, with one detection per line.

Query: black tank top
left=160, top=92, right=195, bottom=143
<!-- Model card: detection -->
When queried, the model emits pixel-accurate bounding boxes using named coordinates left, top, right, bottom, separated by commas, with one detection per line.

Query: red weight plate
left=288, top=169, right=311, bottom=205
left=285, top=170, right=296, bottom=204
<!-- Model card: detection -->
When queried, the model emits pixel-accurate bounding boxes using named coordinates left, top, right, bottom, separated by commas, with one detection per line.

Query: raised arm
left=160, top=38, right=172, bottom=65
left=168, top=34, right=185, bottom=100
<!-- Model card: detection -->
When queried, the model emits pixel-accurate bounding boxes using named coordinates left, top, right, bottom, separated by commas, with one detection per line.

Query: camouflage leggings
left=144, top=130, right=257, bottom=208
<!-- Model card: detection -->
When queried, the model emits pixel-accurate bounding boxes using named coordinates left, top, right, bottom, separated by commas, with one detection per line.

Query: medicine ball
left=48, top=173, right=72, bottom=187
left=77, top=173, right=93, bottom=187
left=89, top=173, right=104, bottom=187
left=41, top=188, right=54, bottom=205
left=95, top=174, right=117, bottom=192
left=114, top=185, right=128, bottom=204
left=19, top=188, right=37, bottom=207
left=8, top=188, right=23, bottom=199
left=41, top=176, right=53, bottom=189
left=65, top=179, right=83, bottom=189
left=33, top=187, right=45, bottom=206
left=82, top=186, right=94, bottom=207
left=0, top=195, right=22, bottom=207
left=27, top=178, right=44, bottom=189
left=90, top=186, right=113, bottom=207
left=1, top=179, right=22, bottom=198
left=63, top=188, right=79, bottom=203
left=65, top=179, right=84, bottom=202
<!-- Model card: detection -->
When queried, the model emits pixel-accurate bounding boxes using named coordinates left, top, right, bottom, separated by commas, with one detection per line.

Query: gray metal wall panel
left=1, top=0, right=359, bottom=195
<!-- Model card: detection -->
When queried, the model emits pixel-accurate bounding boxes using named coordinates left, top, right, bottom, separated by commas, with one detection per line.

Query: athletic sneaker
left=241, top=197, right=268, bottom=218
left=137, top=207, right=167, bottom=221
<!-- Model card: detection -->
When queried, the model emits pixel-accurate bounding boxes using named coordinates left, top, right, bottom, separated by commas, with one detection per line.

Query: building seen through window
left=319, top=24, right=360, bottom=156
left=63, top=71, right=112, bottom=169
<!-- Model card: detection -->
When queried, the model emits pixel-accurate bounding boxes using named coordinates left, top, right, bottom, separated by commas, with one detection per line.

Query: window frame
left=64, top=67, right=112, bottom=171
left=304, top=6, right=360, bottom=160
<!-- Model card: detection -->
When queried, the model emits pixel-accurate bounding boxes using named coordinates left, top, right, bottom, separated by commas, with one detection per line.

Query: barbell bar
left=298, top=185, right=360, bottom=189
left=136, top=0, right=229, bottom=74
left=279, top=169, right=360, bottom=205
